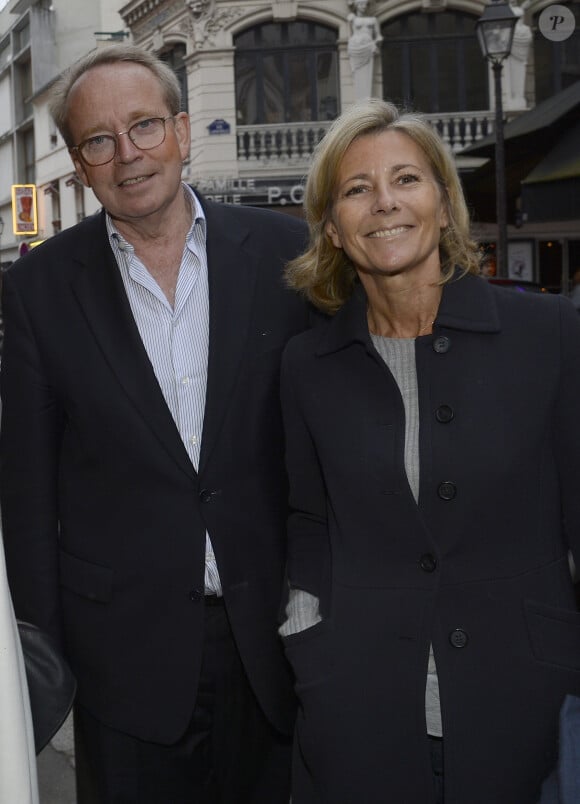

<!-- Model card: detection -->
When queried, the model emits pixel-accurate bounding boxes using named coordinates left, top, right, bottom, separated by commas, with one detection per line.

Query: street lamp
left=476, top=0, right=517, bottom=278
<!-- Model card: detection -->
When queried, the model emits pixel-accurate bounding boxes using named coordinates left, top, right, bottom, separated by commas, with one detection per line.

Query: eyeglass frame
left=70, top=115, right=178, bottom=167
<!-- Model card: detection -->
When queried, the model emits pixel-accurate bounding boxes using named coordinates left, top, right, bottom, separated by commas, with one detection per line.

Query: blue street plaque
left=208, top=119, right=231, bottom=135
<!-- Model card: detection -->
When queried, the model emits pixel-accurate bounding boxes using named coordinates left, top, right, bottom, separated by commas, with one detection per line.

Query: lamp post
left=476, top=0, right=517, bottom=278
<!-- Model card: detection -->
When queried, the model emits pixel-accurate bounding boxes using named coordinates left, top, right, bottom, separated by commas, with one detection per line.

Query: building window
left=533, top=5, right=580, bottom=102
left=0, top=38, right=11, bottom=72
left=159, top=44, right=188, bottom=113
left=18, top=126, right=35, bottom=185
left=381, top=11, right=488, bottom=113
left=75, top=182, right=85, bottom=223
left=15, top=57, right=32, bottom=123
left=13, top=20, right=30, bottom=54
left=234, top=21, right=339, bottom=124
left=45, top=181, right=61, bottom=234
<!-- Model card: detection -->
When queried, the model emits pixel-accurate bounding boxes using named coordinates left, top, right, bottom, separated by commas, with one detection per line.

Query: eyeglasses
left=71, top=115, right=176, bottom=166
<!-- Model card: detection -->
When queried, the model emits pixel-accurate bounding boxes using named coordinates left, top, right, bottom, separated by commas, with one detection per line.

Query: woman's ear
left=325, top=219, right=342, bottom=249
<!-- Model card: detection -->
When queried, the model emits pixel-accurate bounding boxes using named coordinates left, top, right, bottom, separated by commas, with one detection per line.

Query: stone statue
left=347, top=0, right=382, bottom=100
left=505, top=1, right=532, bottom=110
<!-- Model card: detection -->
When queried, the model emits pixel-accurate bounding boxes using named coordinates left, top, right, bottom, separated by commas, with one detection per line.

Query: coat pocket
left=282, top=618, right=333, bottom=691
left=59, top=550, right=113, bottom=603
left=525, top=599, right=580, bottom=671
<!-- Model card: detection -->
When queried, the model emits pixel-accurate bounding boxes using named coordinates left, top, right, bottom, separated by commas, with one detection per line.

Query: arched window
left=159, top=44, right=188, bottom=113
left=381, top=11, right=487, bottom=113
left=234, top=22, right=339, bottom=125
left=533, top=4, right=580, bottom=102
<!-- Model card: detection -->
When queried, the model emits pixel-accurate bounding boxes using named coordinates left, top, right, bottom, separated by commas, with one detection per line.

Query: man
left=0, top=44, right=310, bottom=803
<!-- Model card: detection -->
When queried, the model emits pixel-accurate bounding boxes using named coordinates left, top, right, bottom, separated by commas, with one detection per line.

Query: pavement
left=37, top=713, right=76, bottom=804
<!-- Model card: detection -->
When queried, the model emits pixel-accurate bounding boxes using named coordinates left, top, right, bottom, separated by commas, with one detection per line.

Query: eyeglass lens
left=78, top=117, right=171, bottom=166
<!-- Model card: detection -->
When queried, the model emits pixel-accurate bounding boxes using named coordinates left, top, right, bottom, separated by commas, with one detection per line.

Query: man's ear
left=173, top=112, right=191, bottom=162
left=70, top=153, right=92, bottom=188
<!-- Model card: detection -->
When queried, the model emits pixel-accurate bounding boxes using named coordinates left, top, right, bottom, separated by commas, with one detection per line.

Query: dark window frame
left=381, top=11, right=488, bottom=113
left=234, top=21, right=339, bottom=124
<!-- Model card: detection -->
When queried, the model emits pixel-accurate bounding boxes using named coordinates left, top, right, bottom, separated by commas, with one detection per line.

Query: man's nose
left=115, top=131, right=141, bottom=162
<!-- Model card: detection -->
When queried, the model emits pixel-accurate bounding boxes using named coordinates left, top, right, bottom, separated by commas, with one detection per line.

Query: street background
left=38, top=714, right=76, bottom=804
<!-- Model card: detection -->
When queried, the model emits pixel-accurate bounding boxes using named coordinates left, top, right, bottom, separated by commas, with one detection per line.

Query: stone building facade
left=1, top=0, right=579, bottom=287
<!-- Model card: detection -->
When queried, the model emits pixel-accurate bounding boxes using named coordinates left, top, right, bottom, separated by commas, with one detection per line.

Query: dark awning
left=461, top=80, right=580, bottom=157
left=518, top=120, right=580, bottom=222
left=459, top=81, right=580, bottom=223
left=521, top=120, right=580, bottom=184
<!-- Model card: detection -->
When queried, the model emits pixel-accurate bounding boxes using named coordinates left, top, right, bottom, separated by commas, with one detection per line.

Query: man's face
left=67, top=62, right=190, bottom=227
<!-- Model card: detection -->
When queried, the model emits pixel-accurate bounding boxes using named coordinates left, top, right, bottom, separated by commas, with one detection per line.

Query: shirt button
left=437, top=481, right=457, bottom=501
left=419, top=553, right=437, bottom=573
left=189, top=435, right=198, bottom=445
left=449, top=628, right=469, bottom=648
left=435, top=405, right=454, bottom=423
left=433, top=336, right=451, bottom=354
left=181, top=376, right=191, bottom=386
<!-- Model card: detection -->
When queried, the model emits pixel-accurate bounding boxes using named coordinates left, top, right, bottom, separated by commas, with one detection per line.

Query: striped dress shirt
left=107, top=184, right=222, bottom=594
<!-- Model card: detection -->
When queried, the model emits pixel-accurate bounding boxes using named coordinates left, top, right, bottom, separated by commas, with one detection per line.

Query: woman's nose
left=371, top=183, right=399, bottom=213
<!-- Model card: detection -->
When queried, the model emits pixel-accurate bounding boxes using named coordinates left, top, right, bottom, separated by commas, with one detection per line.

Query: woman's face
left=325, top=129, right=448, bottom=284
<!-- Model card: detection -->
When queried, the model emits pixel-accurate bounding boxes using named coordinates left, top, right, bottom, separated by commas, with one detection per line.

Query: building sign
left=508, top=240, right=534, bottom=282
left=208, top=119, right=231, bottom=135
left=195, top=176, right=305, bottom=206
left=12, top=184, right=38, bottom=235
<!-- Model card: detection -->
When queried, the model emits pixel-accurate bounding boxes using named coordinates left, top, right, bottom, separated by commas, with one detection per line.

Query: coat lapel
left=198, top=200, right=257, bottom=473
left=69, top=213, right=196, bottom=480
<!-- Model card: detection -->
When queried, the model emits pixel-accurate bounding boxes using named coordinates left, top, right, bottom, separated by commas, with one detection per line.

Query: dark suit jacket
left=280, top=273, right=580, bottom=804
left=0, top=195, right=309, bottom=743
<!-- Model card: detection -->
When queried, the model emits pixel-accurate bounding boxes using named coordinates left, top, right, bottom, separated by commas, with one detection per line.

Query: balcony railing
left=236, top=122, right=333, bottom=168
left=237, top=110, right=498, bottom=170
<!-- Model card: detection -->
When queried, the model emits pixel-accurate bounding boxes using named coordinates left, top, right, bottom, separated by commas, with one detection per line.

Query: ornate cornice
left=185, top=1, right=245, bottom=49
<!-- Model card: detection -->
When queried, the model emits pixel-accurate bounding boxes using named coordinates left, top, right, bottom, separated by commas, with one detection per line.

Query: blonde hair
left=285, top=98, right=481, bottom=314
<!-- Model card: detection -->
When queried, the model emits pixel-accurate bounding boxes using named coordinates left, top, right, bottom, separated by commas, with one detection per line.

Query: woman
left=279, top=99, right=580, bottom=804
left=0, top=530, right=39, bottom=804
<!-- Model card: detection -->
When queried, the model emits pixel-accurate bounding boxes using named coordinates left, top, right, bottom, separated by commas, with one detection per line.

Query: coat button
left=419, top=553, right=437, bottom=573
left=435, top=405, right=454, bottom=423
left=199, top=489, right=214, bottom=503
left=189, top=589, right=203, bottom=602
left=437, top=481, right=457, bottom=500
left=449, top=628, right=469, bottom=648
left=433, top=336, right=451, bottom=354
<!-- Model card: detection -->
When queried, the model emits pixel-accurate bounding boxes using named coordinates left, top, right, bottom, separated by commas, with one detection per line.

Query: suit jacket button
left=433, top=336, right=451, bottom=354
left=199, top=489, right=213, bottom=503
left=449, top=628, right=469, bottom=648
left=435, top=405, right=454, bottom=423
left=437, top=481, right=457, bottom=500
left=189, top=589, right=203, bottom=602
left=419, top=553, right=437, bottom=573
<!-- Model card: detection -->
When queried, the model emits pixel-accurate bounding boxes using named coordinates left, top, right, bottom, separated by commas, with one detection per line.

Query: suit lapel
left=199, top=200, right=257, bottom=473
left=69, top=214, right=196, bottom=480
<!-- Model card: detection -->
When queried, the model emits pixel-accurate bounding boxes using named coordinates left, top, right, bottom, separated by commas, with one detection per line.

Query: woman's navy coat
left=280, top=272, right=580, bottom=804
